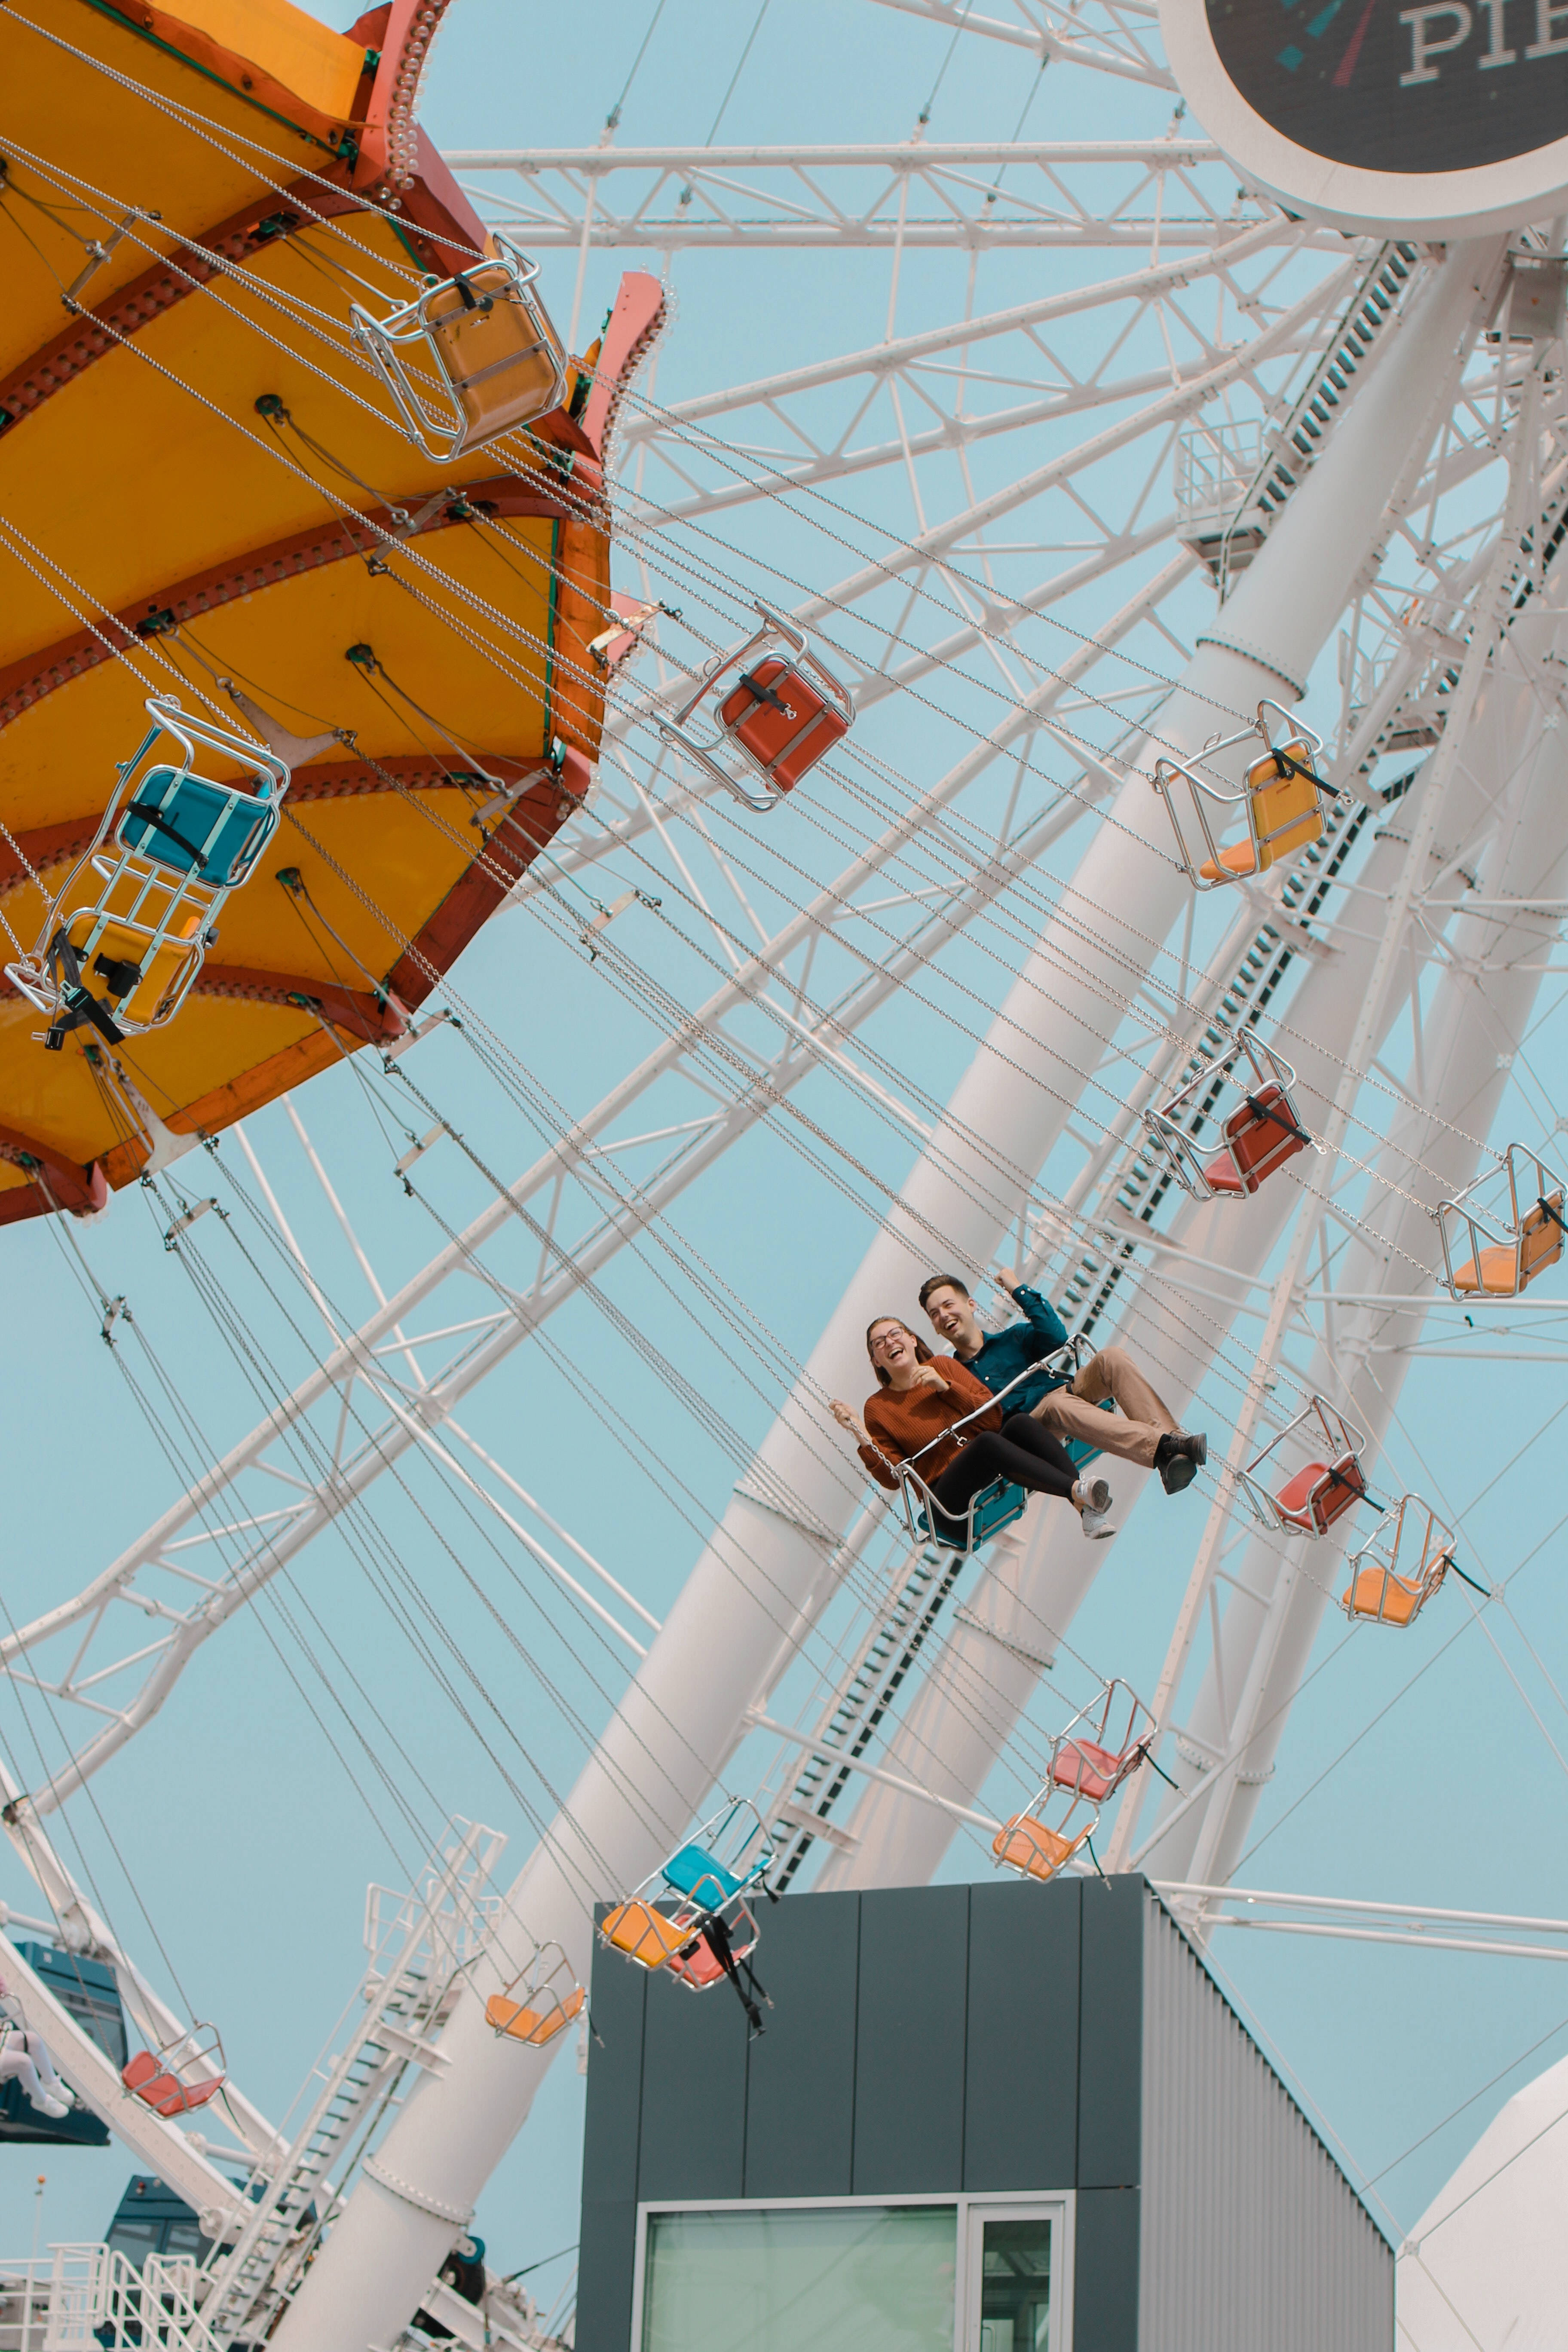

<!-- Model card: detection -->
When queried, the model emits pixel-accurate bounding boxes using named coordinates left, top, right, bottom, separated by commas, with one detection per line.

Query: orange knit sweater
left=857, top=1355, right=1002, bottom=1492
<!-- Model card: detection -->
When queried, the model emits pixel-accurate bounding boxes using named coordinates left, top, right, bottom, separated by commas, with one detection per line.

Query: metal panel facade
left=1138, top=1892, right=1393, bottom=2352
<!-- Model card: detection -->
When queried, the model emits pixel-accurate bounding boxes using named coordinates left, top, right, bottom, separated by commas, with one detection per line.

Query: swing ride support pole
left=1139, top=575, right=1568, bottom=1896
left=269, top=241, right=1506, bottom=2352
left=1102, top=355, right=1544, bottom=1877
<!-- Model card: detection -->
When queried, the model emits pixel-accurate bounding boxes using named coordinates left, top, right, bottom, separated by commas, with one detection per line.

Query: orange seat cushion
left=1342, top=1567, right=1424, bottom=1626
left=1198, top=840, right=1262, bottom=882
left=992, top=1813, right=1090, bottom=1883
left=1452, top=1196, right=1563, bottom=1295
left=485, top=1985, right=585, bottom=2045
left=601, top=1900, right=692, bottom=1971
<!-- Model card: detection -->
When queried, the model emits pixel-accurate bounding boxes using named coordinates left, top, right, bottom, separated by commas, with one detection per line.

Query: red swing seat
left=122, top=2050, right=224, bottom=2117
left=1201, top=1082, right=1310, bottom=1196
left=1274, top=1454, right=1366, bottom=1534
left=716, top=657, right=850, bottom=796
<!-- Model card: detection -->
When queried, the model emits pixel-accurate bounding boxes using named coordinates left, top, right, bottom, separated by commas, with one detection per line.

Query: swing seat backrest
left=485, top=1984, right=585, bottom=2046
left=991, top=1812, right=1093, bottom=1885
left=600, top=1899, right=693, bottom=1972
left=117, top=766, right=275, bottom=888
left=1275, top=1452, right=1365, bottom=1534
left=661, top=1843, right=743, bottom=1908
left=1051, top=1736, right=1143, bottom=1803
left=1196, top=742, right=1321, bottom=882
left=424, top=275, right=566, bottom=446
left=1203, top=1083, right=1307, bottom=1197
left=717, top=656, right=850, bottom=793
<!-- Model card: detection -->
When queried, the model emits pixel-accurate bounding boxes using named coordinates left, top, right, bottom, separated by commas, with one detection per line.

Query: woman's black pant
left=926, top=1414, right=1079, bottom=1539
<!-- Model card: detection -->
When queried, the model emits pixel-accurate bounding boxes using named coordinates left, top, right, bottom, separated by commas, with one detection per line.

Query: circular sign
left=1162, top=0, right=1568, bottom=233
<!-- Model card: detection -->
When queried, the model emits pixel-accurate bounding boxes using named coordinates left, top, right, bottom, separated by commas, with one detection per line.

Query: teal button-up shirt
left=961, top=1285, right=1071, bottom=1415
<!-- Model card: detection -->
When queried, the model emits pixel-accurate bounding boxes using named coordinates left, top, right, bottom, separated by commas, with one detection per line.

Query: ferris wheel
left=1, top=1, right=1566, bottom=2347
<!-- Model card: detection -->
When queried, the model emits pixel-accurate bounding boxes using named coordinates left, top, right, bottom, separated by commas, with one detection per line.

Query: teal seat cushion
left=662, top=1843, right=741, bottom=1905
left=120, top=767, right=273, bottom=885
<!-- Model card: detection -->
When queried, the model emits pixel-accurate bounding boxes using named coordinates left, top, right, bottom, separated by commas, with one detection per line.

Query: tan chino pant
left=1030, top=1344, right=1177, bottom=1469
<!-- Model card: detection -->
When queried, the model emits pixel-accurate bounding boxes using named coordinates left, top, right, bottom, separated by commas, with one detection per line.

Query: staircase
left=769, top=1535, right=973, bottom=1889
left=1178, top=241, right=1421, bottom=594
left=200, top=1819, right=505, bottom=2347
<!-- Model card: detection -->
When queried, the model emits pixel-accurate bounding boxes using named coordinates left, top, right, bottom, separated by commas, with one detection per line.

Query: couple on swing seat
left=830, top=1271, right=1206, bottom=1546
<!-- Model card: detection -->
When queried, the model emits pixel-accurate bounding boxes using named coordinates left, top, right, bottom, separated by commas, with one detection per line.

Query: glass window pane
left=979, top=2216, right=1052, bottom=2352
left=643, top=2204, right=957, bottom=2352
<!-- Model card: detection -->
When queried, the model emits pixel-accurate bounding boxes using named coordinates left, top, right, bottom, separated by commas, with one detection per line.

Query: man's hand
left=995, top=1268, right=1021, bottom=1298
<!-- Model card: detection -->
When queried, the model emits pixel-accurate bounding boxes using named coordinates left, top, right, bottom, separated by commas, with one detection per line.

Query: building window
left=634, top=2195, right=1072, bottom=2352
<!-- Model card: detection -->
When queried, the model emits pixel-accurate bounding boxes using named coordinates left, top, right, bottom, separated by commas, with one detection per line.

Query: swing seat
left=1342, top=1567, right=1427, bottom=1626
left=484, top=1984, right=585, bottom=2046
left=1201, top=1083, right=1309, bottom=1197
left=1274, top=1454, right=1366, bottom=1534
left=1450, top=1194, right=1564, bottom=1295
left=121, top=2052, right=224, bottom=2116
left=916, top=1477, right=1028, bottom=1553
left=661, top=1843, right=742, bottom=1908
left=116, top=766, right=276, bottom=888
left=601, top=1900, right=692, bottom=1971
left=1197, top=741, right=1322, bottom=882
left=666, top=1911, right=759, bottom=1992
left=716, top=656, right=850, bottom=795
left=424, top=274, right=566, bottom=447
left=1051, top=1735, right=1147, bottom=1804
left=991, top=1813, right=1093, bottom=1884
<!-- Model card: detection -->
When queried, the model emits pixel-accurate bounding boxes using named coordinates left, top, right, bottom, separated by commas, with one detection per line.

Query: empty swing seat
left=122, top=2052, right=224, bottom=2117
left=1198, top=740, right=1322, bottom=883
left=484, top=1984, right=585, bottom=2046
left=1451, top=1194, right=1565, bottom=1295
left=991, top=1813, right=1093, bottom=1884
left=716, top=657, right=850, bottom=796
left=1201, top=1084, right=1309, bottom=1197
left=423, top=274, right=565, bottom=447
left=601, top=1900, right=695, bottom=1971
left=1274, top=1454, right=1366, bottom=1535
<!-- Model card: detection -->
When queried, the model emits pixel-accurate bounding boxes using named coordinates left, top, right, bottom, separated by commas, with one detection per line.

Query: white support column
left=270, top=241, right=1504, bottom=2352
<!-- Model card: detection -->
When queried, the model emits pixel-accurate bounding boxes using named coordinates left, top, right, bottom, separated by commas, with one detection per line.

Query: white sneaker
left=1080, top=1505, right=1116, bottom=1540
left=34, top=2092, right=71, bottom=2118
left=1073, top=1477, right=1115, bottom=1539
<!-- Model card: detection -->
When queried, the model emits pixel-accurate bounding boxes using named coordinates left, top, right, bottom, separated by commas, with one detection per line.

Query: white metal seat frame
left=350, top=238, right=568, bottom=462
left=658, top=602, right=855, bottom=813
left=1340, top=1493, right=1455, bottom=1629
left=1142, top=1031, right=1317, bottom=1202
left=1236, top=1394, right=1372, bottom=1539
left=1048, top=1677, right=1157, bottom=1803
left=993, top=1679, right=1154, bottom=1884
left=889, top=1357, right=1077, bottom=1557
left=1435, top=1141, right=1567, bottom=1301
left=598, top=1794, right=776, bottom=1976
left=1152, top=700, right=1338, bottom=891
left=6, top=696, right=287, bottom=1050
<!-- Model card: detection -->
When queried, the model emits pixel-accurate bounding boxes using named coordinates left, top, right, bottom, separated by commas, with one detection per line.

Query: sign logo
left=1205, top=0, right=1568, bottom=172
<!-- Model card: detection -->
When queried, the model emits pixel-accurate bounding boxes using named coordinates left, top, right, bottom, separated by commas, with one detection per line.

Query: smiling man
left=918, top=1271, right=1208, bottom=1495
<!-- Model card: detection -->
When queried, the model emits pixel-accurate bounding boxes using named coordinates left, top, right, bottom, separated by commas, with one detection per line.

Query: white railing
left=34, top=2245, right=220, bottom=2352
left=1173, top=418, right=1265, bottom=533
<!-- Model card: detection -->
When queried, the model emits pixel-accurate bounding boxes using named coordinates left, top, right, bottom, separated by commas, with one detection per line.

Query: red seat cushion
left=1276, top=1456, right=1364, bottom=1533
left=1052, top=1738, right=1121, bottom=1801
left=718, top=657, right=849, bottom=790
left=1200, top=1155, right=1246, bottom=1194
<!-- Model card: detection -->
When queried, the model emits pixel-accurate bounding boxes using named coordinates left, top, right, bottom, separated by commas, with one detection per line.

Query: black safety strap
left=1537, top=1194, right=1567, bottom=1234
left=694, top=1912, right=767, bottom=2037
left=450, top=272, right=494, bottom=315
left=43, top=934, right=125, bottom=1048
left=1240, top=1090, right=1313, bottom=1149
left=125, top=799, right=208, bottom=872
left=1444, top=1552, right=1490, bottom=1598
left=735, top=666, right=792, bottom=717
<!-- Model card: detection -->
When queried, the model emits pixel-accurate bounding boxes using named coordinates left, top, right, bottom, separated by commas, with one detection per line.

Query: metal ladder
left=201, top=1818, right=505, bottom=2347
left=1211, top=241, right=1421, bottom=595
left=769, top=1534, right=970, bottom=1888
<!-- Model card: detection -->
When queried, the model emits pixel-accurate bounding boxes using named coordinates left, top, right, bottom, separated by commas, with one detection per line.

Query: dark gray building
left=577, top=1873, right=1391, bottom=2351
